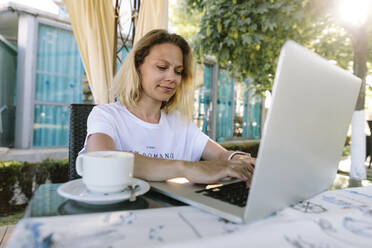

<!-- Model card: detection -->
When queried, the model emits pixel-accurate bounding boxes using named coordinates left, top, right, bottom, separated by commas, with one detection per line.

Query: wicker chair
left=68, top=103, right=95, bottom=180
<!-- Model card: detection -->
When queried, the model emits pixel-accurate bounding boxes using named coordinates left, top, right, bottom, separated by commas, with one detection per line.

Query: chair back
left=69, top=103, right=95, bottom=180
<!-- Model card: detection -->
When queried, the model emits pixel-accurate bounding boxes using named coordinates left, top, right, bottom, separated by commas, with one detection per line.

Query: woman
left=83, top=29, right=255, bottom=185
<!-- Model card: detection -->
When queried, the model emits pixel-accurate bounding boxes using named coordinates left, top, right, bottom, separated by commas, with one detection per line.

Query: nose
left=165, top=69, right=179, bottom=83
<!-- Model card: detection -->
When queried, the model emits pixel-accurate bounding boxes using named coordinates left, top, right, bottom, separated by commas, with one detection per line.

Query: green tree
left=184, top=0, right=372, bottom=179
left=184, top=0, right=371, bottom=96
left=184, top=0, right=312, bottom=93
left=307, top=0, right=371, bottom=111
left=303, top=0, right=372, bottom=179
left=170, top=0, right=202, bottom=41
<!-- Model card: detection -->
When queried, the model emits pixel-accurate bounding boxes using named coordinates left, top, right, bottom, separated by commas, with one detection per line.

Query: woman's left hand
left=181, top=157, right=255, bottom=186
left=230, top=153, right=256, bottom=165
left=229, top=154, right=255, bottom=187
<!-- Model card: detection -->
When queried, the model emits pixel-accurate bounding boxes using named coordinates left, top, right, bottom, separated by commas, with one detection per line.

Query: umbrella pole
left=113, top=0, right=119, bottom=75
left=132, top=0, right=140, bottom=43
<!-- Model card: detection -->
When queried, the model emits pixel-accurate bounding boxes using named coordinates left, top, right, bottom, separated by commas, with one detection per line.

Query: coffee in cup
left=76, top=151, right=134, bottom=193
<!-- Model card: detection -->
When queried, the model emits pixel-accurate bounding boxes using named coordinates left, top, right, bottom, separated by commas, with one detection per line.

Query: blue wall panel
left=242, top=80, right=261, bottom=139
left=33, top=24, right=84, bottom=147
left=33, top=104, right=69, bottom=147
left=216, top=69, right=234, bottom=142
left=200, top=64, right=212, bottom=135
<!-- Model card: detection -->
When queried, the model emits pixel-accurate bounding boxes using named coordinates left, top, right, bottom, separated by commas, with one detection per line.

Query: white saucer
left=57, top=178, right=150, bottom=205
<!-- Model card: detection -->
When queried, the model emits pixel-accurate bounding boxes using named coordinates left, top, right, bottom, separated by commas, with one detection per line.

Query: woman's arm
left=87, top=133, right=185, bottom=181
left=86, top=133, right=255, bottom=184
left=86, top=133, right=116, bottom=151
left=201, top=138, right=256, bottom=164
left=197, top=138, right=256, bottom=185
left=200, top=139, right=231, bottom=160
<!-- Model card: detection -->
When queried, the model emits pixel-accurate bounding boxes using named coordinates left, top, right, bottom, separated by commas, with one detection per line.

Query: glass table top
left=24, top=174, right=372, bottom=218
left=24, top=184, right=186, bottom=218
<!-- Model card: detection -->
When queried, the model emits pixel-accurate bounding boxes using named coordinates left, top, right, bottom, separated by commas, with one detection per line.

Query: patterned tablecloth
left=7, top=186, right=372, bottom=248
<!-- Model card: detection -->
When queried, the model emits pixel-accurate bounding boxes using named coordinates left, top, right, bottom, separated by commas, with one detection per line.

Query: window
left=216, top=69, right=234, bottom=142
left=33, top=24, right=84, bottom=146
left=193, top=64, right=212, bottom=135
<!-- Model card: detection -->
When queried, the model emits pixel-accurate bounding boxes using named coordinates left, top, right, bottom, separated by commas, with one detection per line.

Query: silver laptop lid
left=244, top=40, right=361, bottom=223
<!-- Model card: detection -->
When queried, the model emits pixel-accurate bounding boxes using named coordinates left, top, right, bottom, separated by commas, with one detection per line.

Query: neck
left=127, top=99, right=162, bottom=124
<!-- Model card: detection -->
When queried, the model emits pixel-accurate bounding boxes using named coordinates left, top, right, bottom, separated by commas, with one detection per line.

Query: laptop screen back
left=244, top=41, right=361, bottom=223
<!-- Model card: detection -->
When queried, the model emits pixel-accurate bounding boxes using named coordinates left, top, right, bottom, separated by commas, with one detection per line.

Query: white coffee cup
left=76, top=151, right=134, bottom=193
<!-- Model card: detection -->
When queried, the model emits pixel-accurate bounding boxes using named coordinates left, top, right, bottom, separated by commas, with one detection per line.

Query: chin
left=159, top=98, right=172, bottom=103
left=159, top=94, right=175, bottom=102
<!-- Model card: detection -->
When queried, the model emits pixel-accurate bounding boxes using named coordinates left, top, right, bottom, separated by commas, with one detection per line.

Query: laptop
left=149, top=40, right=361, bottom=224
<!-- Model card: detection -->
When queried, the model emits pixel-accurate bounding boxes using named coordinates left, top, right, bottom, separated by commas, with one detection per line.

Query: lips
left=158, top=85, right=175, bottom=93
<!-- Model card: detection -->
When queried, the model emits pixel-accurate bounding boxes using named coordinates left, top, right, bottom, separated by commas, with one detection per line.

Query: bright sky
left=338, top=0, right=371, bottom=26
left=0, top=0, right=60, bottom=14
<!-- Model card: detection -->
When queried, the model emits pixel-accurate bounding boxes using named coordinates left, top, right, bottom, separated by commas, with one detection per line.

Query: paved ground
left=0, top=225, right=15, bottom=248
left=0, top=147, right=68, bottom=162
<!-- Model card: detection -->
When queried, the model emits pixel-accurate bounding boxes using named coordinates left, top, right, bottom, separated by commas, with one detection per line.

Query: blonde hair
left=110, top=29, right=194, bottom=120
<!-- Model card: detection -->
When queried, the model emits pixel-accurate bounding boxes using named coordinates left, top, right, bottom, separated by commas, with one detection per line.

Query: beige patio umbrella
left=133, top=0, right=168, bottom=45
left=64, top=0, right=115, bottom=104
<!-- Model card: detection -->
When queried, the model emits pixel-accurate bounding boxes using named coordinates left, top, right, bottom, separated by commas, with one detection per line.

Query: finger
left=246, top=179, right=252, bottom=188
left=228, top=161, right=254, bottom=182
left=245, top=163, right=254, bottom=174
left=242, top=166, right=253, bottom=186
left=248, top=157, right=256, bottom=166
left=237, top=165, right=251, bottom=181
left=242, top=167, right=253, bottom=182
left=229, top=162, right=253, bottom=187
left=234, top=154, right=252, bottom=161
left=229, top=162, right=250, bottom=176
left=227, top=166, right=247, bottom=182
left=237, top=160, right=254, bottom=174
left=243, top=166, right=253, bottom=177
left=242, top=154, right=255, bottom=166
left=236, top=155, right=256, bottom=166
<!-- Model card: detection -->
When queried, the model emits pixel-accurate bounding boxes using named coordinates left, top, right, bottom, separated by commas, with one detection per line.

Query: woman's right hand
left=181, top=159, right=255, bottom=186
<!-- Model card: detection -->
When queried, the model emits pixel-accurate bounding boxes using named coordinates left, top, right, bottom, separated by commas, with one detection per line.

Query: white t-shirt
left=81, top=102, right=209, bottom=161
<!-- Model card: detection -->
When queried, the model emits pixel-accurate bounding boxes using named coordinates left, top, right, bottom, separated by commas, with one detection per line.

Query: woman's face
left=138, top=43, right=184, bottom=104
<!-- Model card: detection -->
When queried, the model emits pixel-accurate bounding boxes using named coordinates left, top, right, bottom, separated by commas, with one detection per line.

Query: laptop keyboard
left=196, top=181, right=249, bottom=207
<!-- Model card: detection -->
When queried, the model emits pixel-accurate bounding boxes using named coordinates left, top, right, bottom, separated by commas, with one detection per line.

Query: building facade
left=0, top=2, right=263, bottom=149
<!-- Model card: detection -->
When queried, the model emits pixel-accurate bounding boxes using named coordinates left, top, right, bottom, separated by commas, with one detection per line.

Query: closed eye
left=175, top=70, right=183, bottom=75
left=157, top=66, right=167, bottom=71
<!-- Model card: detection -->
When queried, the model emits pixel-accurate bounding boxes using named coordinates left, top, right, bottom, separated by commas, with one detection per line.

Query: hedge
left=0, top=158, right=68, bottom=215
left=2, top=138, right=354, bottom=215
left=221, top=141, right=260, bottom=157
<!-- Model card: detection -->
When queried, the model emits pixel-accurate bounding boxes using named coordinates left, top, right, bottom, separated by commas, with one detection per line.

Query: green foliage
left=0, top=161, right=23, bottom=214
left=342, top=144, right=350, bottom=157
left=0, top=210, right=24, bottom=226
left=220, top=140, right=260, bottom=157
left=170, top=0, right=202, bottom=41
left=184, top=0, right=311, bottom=93
left=0, top=159, right=68, bottom=215
left=41, top=158, right=69, bottom=183
left=182, top=0, right=372, bottom=94
left=307, top=22, right=354, bottom=70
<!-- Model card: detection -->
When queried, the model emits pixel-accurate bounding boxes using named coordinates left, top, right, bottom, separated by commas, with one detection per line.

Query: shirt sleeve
left=86, top=107, right=116, bottom=139
left=79, top=106, right=117, bottom=154
left=188, top=121, right=209, bottom=161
